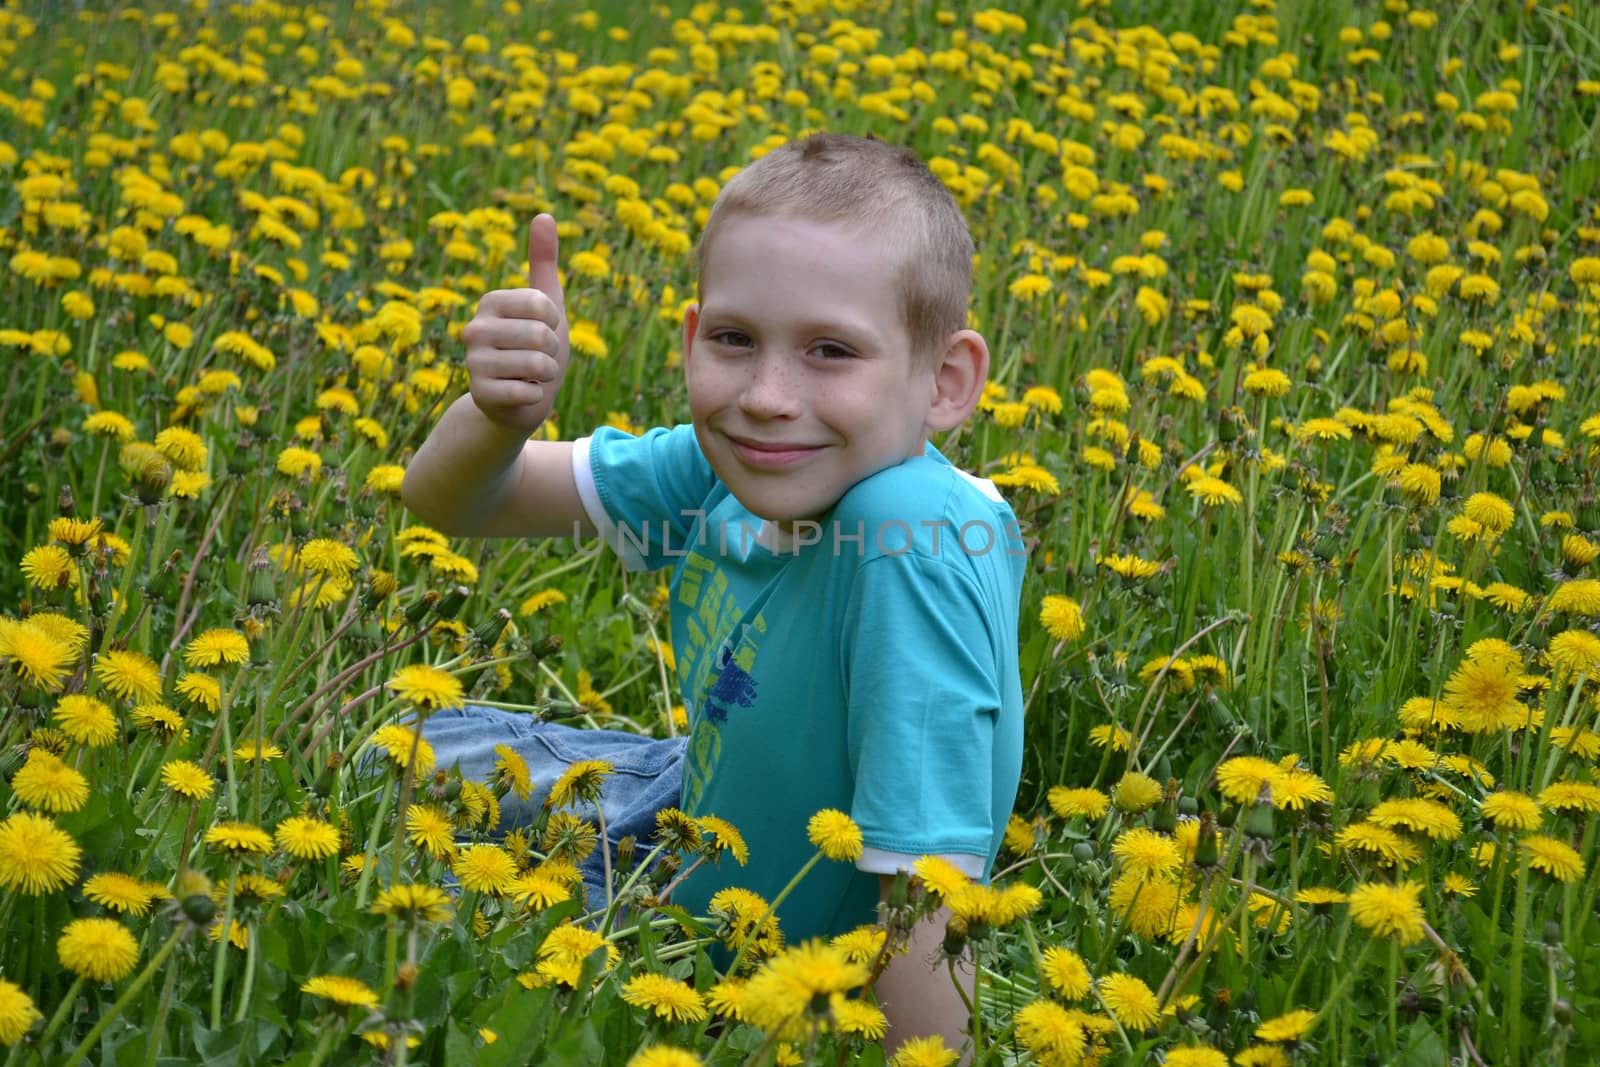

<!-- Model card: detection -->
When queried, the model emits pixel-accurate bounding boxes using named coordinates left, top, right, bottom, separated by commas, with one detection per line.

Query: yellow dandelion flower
left=405, top=804, right=456, bottom=860
left=183, top=629, right=249, bottom=667
left=1214, top=756, right=1281, bottom=805
left=1097, top=972, right=1161, bottom=1031
left=10, top=750, right=89, bottom=813
left=548, top=759, right=614, bottom=810
left=0, top=977, right=43, bottom=1045
left=0, top=811, right=82, bottom=895
left=160, top=759, right=214, bottom=800
left=204, top=821, right=274, bottom=856
left=1255, top=1007, right=1317, bottom=1042
left=807, top=809, right=863, bottom=862
left=1040, top=595, right=1085, bottom=641
left=367, top=724, right=436, bottom=776
left=57, top=917, right=140, bottom=982
left=1537, top=780, right=1600, bottom=814
left=452, top=844, right=518, bottom=894
left=1048, top=786, right=1109, bottom=819
left=1113, top=772, right=1163, bottom=813
left=371, top=884, right=454, bottom=924
left=386, top=664, right=464, bottom=711
left=1348, top=880, right=1426, bottom=943
left=53, top=695, right=118, bottom=747
left=275, top=815, right=341, bottom=860
left=1111, top=827, right=1182, bottom=882
left=621, top=972, right=708, bottom=1023
left=93, top=649, right=162, bottom=702
left=1480, top=791, right=1542, bottom=830
left=83, top=872, right=158, bottom=916
left=301, top=975, right=380, bottom=1009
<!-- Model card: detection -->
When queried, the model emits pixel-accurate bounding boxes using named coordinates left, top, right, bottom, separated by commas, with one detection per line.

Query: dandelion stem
left=601, top=838, right=672, bottom=935
left=725, top=851, right=824, bottom=978
left=948, top=955, right=980, bottom=1058
left=1507, top=851, right=1531, bottom=1063
left=356, top=766, right=397, bottom=909
left=231, top=924, right=257, bottom=1025
left=210, top=858, right=241, bottom=1029
left=276, top=624, right=433, bottom=749
left=143, top=950, right=182, bottom=1067
left=35, top=976, right=86, bottom=1055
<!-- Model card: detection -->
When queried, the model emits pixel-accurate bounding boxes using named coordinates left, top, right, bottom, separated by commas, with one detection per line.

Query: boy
left=402, top=133, right=1024, bottom=1052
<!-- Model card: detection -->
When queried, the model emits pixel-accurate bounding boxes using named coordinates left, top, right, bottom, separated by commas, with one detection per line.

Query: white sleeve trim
left=952, top=466, right=1004, bottom=503
left=571, top=436, right=647, bottom=571
left=856, top=847, right=987, bottom=880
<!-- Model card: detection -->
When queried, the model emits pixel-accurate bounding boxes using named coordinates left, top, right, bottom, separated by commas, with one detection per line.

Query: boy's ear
left=924, top=329, right=989, bottom=433
left=681, top=303, right=700, bottom=364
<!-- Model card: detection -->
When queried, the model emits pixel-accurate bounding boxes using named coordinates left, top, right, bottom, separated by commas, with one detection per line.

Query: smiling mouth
left=726, top=435, right=823, bottom=468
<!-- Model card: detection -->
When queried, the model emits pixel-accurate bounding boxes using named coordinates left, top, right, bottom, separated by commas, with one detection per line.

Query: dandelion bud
left=143, top=552, right=181, bottom=601
left=1193, top=811, right=1220, bottom=869
left=359, top=570, right=395, bottom=613
left=442, top=776, right=463, bottom=803
left=57, top=483, right=75, bottom=516
left=1554, top=998, right=1572, bottom=1025
left=1071, top=841, right=1095, bottom=865
left=531, top=634, right=563, bottom=660
left=1218, top=407, right=1239, bottom=444
left=241, top=566, right=276, bottom=612
left=436, top=584, right=470, bottom=620
left=178, top=870, right=217, bottom=924
left=472, top=609, right=511, bottom=649
left=312, top=758, right=341, bottom=798
left=615, top=835, right=636, bottom=874
left=227, top=437, right=254, bottom=476
left=395, top=962, right=420, bottom=990
left=176, top=870, right=212, bottom=899
left=1243, top=792, right=1275, bottom=841
left=942, top=920, right=969, bottom=957
left=181, top=894, right=217, bottom=925
left=885, top=868, right=910, bottom=910
left=404, top=591, right=438, bottom=627
left=1154, top=779, right=1180, bottom=834
left=650, top=853, right=681, bottom=889
left=136, top=459, right=172, bottom=504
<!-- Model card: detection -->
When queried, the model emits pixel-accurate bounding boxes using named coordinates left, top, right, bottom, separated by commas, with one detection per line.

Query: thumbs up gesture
left=462, top=214, right=570, bottom=436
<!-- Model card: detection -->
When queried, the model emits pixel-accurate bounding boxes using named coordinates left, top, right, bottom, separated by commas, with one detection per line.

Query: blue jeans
left=422, top=705, right=687, bottom=910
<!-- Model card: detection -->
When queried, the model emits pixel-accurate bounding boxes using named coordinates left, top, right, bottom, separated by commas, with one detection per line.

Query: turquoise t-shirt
left=575, top=424, right=1025, bottom=942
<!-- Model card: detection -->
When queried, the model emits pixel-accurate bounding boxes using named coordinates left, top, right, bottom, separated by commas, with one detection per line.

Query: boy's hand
left=461, top=213, right=570, bottom=437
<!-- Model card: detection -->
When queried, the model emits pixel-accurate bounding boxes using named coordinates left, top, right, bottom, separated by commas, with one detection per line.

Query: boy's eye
left=811, top=342, right=855, bottom=360
left=710, top=329, right=753, bottom=348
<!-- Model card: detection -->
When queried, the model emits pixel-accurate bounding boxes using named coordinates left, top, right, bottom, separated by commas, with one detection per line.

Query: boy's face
left=683, top=213, right=936, bottom=527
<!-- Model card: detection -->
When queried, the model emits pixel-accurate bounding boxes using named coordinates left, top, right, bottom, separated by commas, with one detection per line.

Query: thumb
left=527, top=213, right=565, bottom=312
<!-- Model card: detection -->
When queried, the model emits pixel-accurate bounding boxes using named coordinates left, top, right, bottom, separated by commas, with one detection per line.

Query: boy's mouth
left=726, top=434, right=823, bottom=469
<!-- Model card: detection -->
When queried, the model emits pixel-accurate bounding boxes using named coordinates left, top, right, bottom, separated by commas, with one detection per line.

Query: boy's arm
left=402, top=397, right=593, bottom=538
left=401, top=214, right=594, bottom=539
left=876, top=875, right=974, bottom=1062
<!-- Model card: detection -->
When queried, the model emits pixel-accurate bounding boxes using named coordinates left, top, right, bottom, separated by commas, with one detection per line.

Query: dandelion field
left=4, top=0, right=1600, bottom=1063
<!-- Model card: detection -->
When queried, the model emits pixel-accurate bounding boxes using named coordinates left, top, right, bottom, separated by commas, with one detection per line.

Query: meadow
left=3, top=0, right=1600, bottom=1063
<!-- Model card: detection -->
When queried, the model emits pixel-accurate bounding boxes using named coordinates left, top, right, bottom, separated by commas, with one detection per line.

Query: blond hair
left=696, top=134, right=973, bottom=360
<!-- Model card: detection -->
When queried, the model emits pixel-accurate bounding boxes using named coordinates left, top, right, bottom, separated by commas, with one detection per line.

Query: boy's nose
left=738, top=354, right=801, bottom=419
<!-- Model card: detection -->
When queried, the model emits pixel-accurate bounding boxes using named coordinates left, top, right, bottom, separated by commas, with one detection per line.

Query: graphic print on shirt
left=674, top=550, right=765, bottom=815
